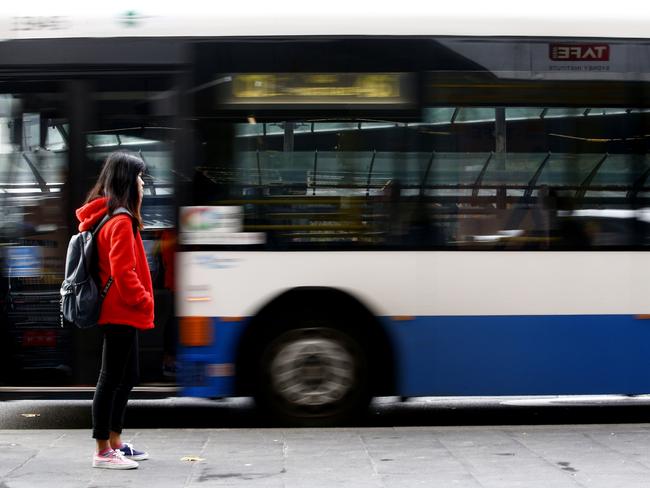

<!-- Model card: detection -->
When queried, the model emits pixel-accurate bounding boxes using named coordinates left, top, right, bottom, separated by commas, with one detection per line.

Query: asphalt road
left=3, top=395, right=650, bottom=430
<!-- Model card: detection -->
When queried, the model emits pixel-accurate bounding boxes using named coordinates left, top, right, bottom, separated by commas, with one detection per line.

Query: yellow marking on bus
left=186, top=297, right=211, bottom=302
left=392, top=316, right=414, bottom=321
left=636, top=315, right=650, bottom=320
left=221, top=317, right=243, bottom=322
left=180, top=317, right=212, bottom=347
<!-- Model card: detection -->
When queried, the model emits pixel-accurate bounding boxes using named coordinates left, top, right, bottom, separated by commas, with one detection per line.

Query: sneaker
left=117, top=442, right=149, bottom=461
left=92, top=449, right=139, bottom=469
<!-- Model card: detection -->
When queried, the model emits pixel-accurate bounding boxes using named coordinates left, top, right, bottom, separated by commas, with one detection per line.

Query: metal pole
left=312, top=149, right=318, bottom=196
left=420, top=150, right=435, bottom=196
left=366, top=149, right=377, bottom=197
left=495, top=107, right=506, bottom=154
left=283, top=121, right=294, bottom=153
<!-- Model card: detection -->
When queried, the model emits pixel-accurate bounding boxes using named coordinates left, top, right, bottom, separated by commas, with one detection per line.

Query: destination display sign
left=215, top=73, right=414, bottom=106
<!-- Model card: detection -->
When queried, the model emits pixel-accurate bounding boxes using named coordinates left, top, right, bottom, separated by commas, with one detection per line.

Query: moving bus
left=2, top=5, right=650, bottom=425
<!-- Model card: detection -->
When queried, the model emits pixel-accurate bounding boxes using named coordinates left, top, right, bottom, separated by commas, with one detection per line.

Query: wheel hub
left=269, top=331, right=355, bottom=407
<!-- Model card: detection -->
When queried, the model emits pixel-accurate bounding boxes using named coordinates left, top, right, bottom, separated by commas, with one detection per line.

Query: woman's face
left=137, top=172, right=145, bottom=206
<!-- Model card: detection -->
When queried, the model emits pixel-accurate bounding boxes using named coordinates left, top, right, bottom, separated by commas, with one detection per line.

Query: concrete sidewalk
left=2, top=424, right=650, bottom=487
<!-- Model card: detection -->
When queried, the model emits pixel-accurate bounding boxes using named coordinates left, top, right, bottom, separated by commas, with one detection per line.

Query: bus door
left=0, top=79, right=74, bottom=385
left=0, top=73, right=183, bottom=388
left=79, top=74, right=181, bottom=385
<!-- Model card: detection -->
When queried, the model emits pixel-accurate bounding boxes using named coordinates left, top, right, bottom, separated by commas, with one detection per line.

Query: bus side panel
left=387, top=314, right=650, bottom=397
left=178, top=317, right=246, bottom=398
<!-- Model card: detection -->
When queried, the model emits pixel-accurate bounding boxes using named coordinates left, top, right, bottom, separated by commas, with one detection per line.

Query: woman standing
left=75, top=152, right=154, bottom=469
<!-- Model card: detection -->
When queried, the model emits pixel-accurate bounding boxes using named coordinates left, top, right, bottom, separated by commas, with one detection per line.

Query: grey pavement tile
left=191, top=472, right=285, bottom=487
left=3, top=425, right=650, bottom=487
left=4, top=481, right=90, bottom=488
left=283, top=480, right=383, bottom=488
left=586, top=431, right=650, bottom=468
left=282, top=474, right=383, bottom=488
left=193, top=461, right=283, bottom=475
left=382, top=474, right=482, bottom=488
left=0, top=449, right=38, bottom=478
left=569, top=474, right=650, bottom=488
left=512, top=431, right=650, bottom=474
left=373, top=460, right=469, bottom=476
left=433, top=430, right=581, bottom=486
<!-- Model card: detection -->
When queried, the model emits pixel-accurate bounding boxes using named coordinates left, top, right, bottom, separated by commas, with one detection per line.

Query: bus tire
left=255, top=323, right=370, bottom=427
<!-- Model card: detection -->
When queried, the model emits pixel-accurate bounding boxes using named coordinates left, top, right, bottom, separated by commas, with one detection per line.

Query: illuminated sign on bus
left=217, top=73, right=414, bottom=105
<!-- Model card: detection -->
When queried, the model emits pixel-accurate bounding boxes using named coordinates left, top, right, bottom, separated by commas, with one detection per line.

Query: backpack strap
left=113, top=207, right=136, bottom=234
left=92, top=214, right=111, bottom=237
left=100, top=276, right=114, bottom=300
left=92, top=207, right=137, bottom=300
left=92, top=207, right=134, bottom=237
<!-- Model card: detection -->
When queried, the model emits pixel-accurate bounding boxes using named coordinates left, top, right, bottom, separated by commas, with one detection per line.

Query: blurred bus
left=2, top=5, right=650, bottom=425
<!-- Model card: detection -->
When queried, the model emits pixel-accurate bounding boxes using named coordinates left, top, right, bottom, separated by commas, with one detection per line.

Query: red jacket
left=76, top=197, right=155, bottom=330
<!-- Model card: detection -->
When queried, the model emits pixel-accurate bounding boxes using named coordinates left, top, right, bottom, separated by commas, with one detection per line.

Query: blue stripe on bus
left=384, top=314, right=650, bottom=397
left=178, top=317, right=245, bottom=398
left=180, top=314, right=650, bottom=399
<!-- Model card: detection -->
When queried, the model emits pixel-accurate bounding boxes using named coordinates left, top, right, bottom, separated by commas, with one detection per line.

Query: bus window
left=0, top=90, right=71, bottom=384
left=418, top=106, right=650, bottom=250
left=190, top=106, right=650, bottom=251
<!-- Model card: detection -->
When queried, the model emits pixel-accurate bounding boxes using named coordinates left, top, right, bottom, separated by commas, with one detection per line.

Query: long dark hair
left=85, top=151, right=146, bottom=229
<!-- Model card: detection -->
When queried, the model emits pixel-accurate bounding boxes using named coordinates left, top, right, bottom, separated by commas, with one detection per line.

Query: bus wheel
left=256, top=326, right=369, bottom=426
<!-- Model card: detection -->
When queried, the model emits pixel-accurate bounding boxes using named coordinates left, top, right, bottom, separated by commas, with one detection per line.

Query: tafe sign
left=549, top=44, right=610, bottom=61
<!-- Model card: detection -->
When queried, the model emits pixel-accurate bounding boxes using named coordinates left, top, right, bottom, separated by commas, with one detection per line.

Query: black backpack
left=60, top=207, right=133, bottom=328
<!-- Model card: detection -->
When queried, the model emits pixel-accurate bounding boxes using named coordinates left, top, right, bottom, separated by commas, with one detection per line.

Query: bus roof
left=3, top=0, right=650, bottom=40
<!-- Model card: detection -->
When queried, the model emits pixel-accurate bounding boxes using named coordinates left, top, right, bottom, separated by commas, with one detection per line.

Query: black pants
left=92, top=325, right=140, bottom=440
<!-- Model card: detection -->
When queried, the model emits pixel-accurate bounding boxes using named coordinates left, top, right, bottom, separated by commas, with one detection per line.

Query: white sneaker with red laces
left=92, top=449, right=139, bottom=469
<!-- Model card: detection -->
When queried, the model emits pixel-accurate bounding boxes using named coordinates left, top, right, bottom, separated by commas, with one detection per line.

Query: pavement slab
left=1, top=424, right=650, bottom=487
